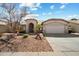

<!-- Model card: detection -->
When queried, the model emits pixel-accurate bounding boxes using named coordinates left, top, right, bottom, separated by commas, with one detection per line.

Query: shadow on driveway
left=45, top=33, right=79, bottom=37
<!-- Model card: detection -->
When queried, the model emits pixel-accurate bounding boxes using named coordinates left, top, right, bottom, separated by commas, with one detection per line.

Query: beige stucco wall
left=0, top=25, right=7, bottom=33
left=25, top=19, right=37, bottom=33
left=69, top=23, right=79, bottom=33
left=20, top=25, right=26, bottom=31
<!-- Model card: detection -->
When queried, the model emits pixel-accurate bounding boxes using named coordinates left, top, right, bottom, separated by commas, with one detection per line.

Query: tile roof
left=42, top=18, right=69, bottom=24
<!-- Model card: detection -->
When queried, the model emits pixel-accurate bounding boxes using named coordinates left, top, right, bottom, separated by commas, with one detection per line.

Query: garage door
left=44, top=24, right=65, bottom=33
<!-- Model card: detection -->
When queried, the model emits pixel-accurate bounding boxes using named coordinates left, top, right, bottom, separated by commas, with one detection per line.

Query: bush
left=68, top=30, right=75, bottom=33
left=19, top=30, right=26, bottom=33
left=22, top=34, right=28, bottom=38
left=0, top=33, right=3, bottom=37
left=36, top=24, right=42, bottom=33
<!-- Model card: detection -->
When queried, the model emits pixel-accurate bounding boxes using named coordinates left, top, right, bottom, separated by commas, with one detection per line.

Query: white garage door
left=44, top=24, right=65, bottom=33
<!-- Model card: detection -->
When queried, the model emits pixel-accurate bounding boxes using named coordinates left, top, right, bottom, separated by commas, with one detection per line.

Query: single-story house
left=42, top=19, right=69, bottom=34
left=0, top=18, right=79, bottom=34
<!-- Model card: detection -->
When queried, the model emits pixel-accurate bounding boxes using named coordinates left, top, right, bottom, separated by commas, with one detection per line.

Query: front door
left=29, top=23, right=34, bottom=33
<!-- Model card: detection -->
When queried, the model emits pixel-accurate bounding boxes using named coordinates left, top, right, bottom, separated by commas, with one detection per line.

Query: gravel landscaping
left=0, top=35, right=53, bottom=52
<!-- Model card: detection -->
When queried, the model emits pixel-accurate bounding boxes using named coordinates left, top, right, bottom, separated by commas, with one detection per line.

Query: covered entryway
left=29, top=23, right=34, bottom=33
left=25, top=19, right=38, bottom=33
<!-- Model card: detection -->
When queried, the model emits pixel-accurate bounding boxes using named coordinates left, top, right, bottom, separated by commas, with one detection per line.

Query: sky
left=0, top=3, right=79, bottom=21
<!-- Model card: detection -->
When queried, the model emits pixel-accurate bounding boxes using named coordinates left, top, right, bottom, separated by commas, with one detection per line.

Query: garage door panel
left=45, top=25, right=65, bottom=33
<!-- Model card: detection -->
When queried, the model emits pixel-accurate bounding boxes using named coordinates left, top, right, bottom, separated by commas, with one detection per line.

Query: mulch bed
left=0, top=36, right=53, bottom=52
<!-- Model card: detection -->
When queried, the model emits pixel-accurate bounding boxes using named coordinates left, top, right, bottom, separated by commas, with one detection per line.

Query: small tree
left=35, top=23, right=43, bottom=40
left=36, top=23, right=42, bottom=32
left=0, top=3, right=27, bottom=33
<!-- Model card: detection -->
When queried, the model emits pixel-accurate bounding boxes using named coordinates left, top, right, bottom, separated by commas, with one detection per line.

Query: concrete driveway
left=46, top=33, right=79, bottom=56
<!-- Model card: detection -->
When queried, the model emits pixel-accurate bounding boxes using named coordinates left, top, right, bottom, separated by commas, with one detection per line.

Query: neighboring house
left=0, top=22, right=8, bottom=33
left=69, top=20, right=79, bottom=33
left=42, top=19, right=69, bottom=34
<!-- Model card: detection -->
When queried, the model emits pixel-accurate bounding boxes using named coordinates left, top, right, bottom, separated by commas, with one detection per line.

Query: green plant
left=22, top=34, right=28, bottom=38
left=36, top=24, right=42, bottom=32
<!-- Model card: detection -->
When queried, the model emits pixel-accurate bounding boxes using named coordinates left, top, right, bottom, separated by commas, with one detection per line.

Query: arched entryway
left=29, top=23, right=34, bottom=33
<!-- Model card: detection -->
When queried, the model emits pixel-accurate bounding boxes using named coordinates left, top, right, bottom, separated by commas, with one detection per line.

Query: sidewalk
left=0, top=52, right=64, bottom=56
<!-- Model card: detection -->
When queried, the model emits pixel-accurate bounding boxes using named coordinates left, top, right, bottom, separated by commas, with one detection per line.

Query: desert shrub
left=19, top=30, right=26, bottom=33
left=22, top=34, right=28, bottom=38
left=0, top=32, right=3, bottom=37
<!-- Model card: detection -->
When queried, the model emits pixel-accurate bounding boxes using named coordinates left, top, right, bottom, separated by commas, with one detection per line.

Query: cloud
left=24, top=14, right=39, bottom=19
left=30, top=8, right=38, bottom=10
left=50, top=5, right=54, bottom=9
left=42, top=13, right=46, bottom=15
left=60, top=5, right=65, bottom=9
left=20, top=3, right=41, bottom=11
left=60, top=3, right=68, bottom=10
left=64, top=14, right=79, bottom=20
left=20, top=3, right=34, bottom=7
left=21, top=14, right=39, bottom=23
left=48, top=12, right=52, bottom=15
left=42, top=12, right=53, bottom=16
left=27, top=11, right=31, bottom=14
left=68, top=15, right=78, bottom=18
left=60, top=3, right=68, bottom=5
left=35, top=3, right=41, bottom=8
left=28, top=14, right=39, bottom=17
